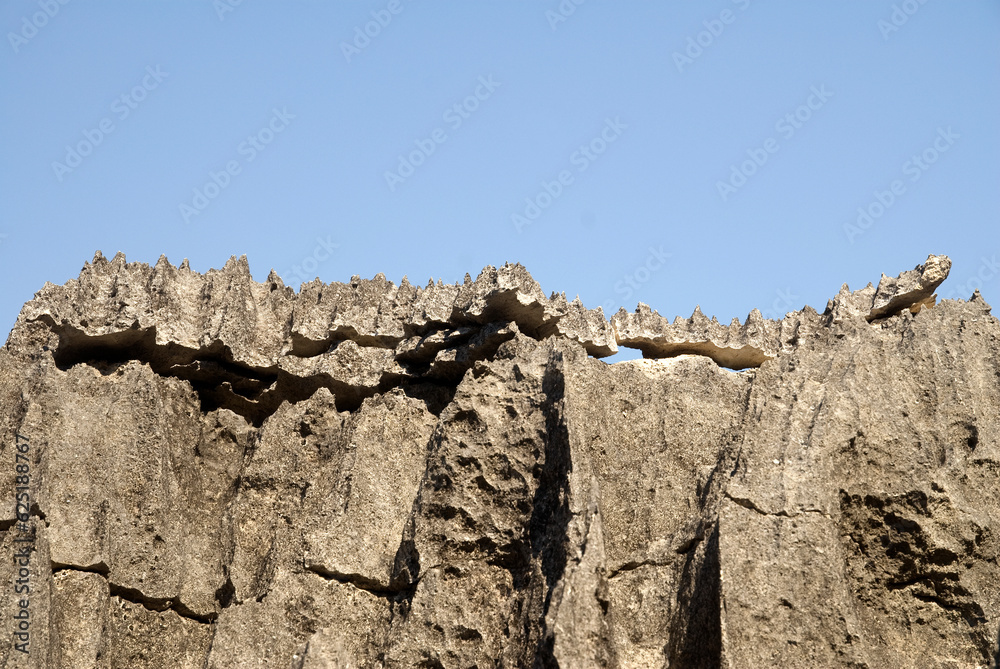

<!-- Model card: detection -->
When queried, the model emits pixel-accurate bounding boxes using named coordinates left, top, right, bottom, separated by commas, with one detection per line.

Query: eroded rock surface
left=612, top=254, right=953, bottom=370
left=1, top=252, right=998, bottom=668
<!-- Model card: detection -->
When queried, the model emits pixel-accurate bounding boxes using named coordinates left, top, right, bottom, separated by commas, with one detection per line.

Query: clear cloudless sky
left=1, top=1, right=998, bottom=360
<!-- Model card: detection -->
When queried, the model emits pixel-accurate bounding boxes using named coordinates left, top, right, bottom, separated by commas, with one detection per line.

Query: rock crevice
left=1, top=252, right=998, bottom=668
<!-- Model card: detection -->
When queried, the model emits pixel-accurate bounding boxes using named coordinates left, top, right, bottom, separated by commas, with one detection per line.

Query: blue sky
left=2, top=1, right=998, bottom=360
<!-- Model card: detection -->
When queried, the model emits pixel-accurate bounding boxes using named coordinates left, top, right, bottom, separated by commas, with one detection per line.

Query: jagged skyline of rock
left=1, top=253, right=998, bottom=667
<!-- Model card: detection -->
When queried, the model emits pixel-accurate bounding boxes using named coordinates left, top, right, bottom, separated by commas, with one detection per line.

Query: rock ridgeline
left=1, top=252, right=998, bottom=668
left=611, top=254, right=953, bottom=369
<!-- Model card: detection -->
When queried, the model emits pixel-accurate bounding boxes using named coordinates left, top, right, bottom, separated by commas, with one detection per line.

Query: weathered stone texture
left=0, top=252, right=997, bottom=668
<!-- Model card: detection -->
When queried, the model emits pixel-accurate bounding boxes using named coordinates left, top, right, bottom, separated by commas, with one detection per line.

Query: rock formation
left=611, top=254, right=953, bottom=370
left=0, top=252, right=997, bottom=668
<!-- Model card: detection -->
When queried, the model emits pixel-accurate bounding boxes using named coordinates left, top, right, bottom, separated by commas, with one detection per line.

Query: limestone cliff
left=1, top=252, right=997, bottom=668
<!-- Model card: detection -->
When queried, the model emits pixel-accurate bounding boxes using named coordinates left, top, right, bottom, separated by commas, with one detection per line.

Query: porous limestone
left=0, top=252, right=997, bottom=668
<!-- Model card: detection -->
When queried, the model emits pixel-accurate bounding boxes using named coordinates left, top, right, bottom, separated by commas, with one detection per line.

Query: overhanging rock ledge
left=1, top=252, right=997, bottom=669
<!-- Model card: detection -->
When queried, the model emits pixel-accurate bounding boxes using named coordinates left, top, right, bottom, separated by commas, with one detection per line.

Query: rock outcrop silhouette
left=1, top=252, right=997, bottom=668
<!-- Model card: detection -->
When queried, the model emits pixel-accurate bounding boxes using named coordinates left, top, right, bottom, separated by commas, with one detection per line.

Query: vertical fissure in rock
left=7, top=254, right=999, bottom=666
left=527, top=350, right=573, bottom=665
left=666, top=522, right=722, bottom=668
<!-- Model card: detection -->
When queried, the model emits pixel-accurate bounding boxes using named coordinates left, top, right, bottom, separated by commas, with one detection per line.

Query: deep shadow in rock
left=667, top=522, right=722, bottom=668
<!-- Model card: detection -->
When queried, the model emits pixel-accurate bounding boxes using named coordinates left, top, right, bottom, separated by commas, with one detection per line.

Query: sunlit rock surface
left=1, top=252, right=997, bottom=668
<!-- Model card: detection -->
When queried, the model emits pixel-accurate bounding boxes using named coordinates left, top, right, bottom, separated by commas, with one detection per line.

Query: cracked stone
left=1, top=252, right=998, bottom=668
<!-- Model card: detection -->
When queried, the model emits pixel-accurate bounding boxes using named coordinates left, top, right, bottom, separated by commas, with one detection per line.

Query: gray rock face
left=611, top=254, right=953, bottom=370
left=1, top=252, right=998, bottom=668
